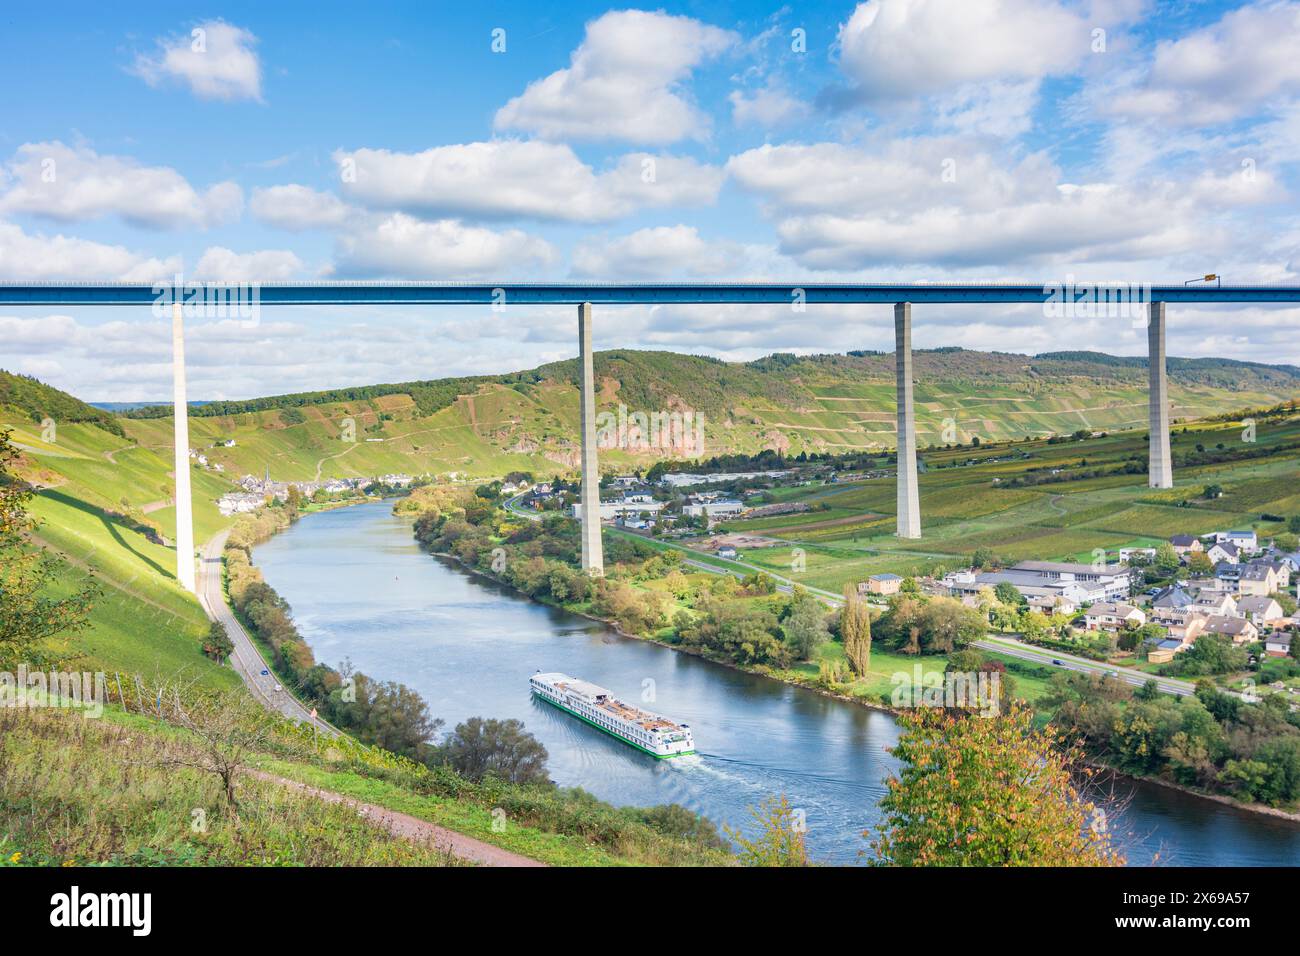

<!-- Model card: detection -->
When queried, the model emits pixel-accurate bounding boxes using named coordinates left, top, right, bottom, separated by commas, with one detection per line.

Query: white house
left=1236, top=595, right=1285, bottom=626
left=1218, top=529, right=1258, bottom=552
left=1205, top=541, right=1240, bottom=566
left=1084, top=602, right=1145, bottom=632
left=1239, top=562, right=1280, bottom=597
left=1264, top=632, right=1293, bottom=658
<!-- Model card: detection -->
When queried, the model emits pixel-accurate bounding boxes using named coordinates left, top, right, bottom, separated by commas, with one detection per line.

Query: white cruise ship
left=530, top=672, right=695, bottom=758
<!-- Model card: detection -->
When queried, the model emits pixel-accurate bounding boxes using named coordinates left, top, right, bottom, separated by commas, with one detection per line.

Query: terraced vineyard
left=714, top=413, right=1300, bottom=593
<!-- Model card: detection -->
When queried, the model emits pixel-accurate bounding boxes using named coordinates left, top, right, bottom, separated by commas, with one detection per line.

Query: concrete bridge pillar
left=577, top=302, right=604, bottom=576
left=171, top=301, right=196, bottom=592
left=1147, top=300, right=1174, bottom=489
left=895, top=302, right=922, bottom=538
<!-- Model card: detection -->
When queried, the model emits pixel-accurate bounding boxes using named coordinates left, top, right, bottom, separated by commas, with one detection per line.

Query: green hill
left=0, top=369, right=125, bottom=437
left=100, top=348, right=1300, bottom=481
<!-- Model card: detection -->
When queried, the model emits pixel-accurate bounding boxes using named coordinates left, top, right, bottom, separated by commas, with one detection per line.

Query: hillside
left=0, top=369, right=125, bottom=437
left=98, top=348, right=1300, bottom=484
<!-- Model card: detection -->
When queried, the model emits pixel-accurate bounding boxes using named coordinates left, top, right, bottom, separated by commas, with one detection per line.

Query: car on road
left=1051, top=659, right=1063, bottom=666
left=273, top=683, right=283, bottom=692
left=260, top=669, right=269, bottom=676
left=1105, top=670, right=1120, bottom=678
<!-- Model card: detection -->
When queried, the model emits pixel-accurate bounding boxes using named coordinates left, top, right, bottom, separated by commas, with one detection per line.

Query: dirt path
left=248, top=771, right=545, bottom=867
left=313, top=441, right=358, bottom=482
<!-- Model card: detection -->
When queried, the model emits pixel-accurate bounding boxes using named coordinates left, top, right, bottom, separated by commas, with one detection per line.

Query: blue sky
left=2, top=0, right=1299, bottom=400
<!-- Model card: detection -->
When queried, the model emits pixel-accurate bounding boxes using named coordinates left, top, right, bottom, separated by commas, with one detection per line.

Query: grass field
left=705, top=412, right=1300, bottom=592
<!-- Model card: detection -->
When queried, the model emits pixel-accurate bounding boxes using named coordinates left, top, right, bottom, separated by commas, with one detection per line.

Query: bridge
left=6, top=280, right=1300, bottom=584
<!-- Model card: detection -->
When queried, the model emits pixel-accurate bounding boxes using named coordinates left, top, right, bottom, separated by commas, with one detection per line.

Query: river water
left=254, top=500, right=1300, bottom=866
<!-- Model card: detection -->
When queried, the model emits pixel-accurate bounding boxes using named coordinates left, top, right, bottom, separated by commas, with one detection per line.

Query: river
left=253, top=500, right=1300, bottom=866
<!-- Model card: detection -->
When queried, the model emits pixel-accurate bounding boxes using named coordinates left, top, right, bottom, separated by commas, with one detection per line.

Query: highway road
left=197, top=530, right=335, bottom=733
left=974, top=634, right=1201, bottom=697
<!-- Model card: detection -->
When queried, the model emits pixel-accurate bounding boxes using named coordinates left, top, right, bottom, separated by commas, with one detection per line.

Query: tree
left=727, top=794, right=808, bottom=866
left=203, top=620, right=235, bottom=662
left=0, top=429, right=98, bottom=669
left=332, top=672, right=444, bottom=763
left=994, top=581, right=1023, bottom=606
left=841, top=584, right=872, bottom=675
left=1169, top=633, right=1248, bottom=676
left=871, top=707, right=1123, bottom=866
left=442, top=717, right=550, bottom=785
left=783, top=591, right=829, bottom=660
left=1187, top=551, right=1215, bottom=576
left=1154, top=541, right=1181, bottom=576
left=159, top=690, right=277, bottom=810
left=971, top=547, right=998, bottom=570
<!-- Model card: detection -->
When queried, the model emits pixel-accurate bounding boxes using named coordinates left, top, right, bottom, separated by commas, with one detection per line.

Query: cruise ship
left=530, top=672, right=695, bottom=758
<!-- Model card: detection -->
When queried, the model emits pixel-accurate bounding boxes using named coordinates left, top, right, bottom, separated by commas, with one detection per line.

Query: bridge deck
left=3, top=280, right=1300, bottom=306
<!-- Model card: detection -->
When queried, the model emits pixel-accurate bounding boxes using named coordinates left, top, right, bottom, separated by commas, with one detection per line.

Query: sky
left=2, top=0, right=1299, bottom=401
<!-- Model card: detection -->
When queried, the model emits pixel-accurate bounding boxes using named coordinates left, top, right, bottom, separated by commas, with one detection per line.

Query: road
left=975, top=634, right=1201, bottom=697
left=197, top=530, right=335, bottom=732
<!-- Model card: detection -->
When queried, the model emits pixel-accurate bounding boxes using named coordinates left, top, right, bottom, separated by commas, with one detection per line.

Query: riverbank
left=246, top=498, right=1300, bottom=864
left=417, top=512, right=1300, bottom=828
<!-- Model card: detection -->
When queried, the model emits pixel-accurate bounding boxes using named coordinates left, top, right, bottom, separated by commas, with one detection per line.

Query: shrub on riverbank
left=1046, top=672, right=1300, bottom=807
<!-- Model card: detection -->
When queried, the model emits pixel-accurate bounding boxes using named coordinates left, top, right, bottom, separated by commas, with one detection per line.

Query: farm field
left=710, top=411, right=1300, bottom=592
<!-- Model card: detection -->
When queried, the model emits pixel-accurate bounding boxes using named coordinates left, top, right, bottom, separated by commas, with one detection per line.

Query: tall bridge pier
left=1147, top=300, right=1174, bottom=489
left=170, top=301, right=196, bottom=593
left=577, top=302, right=604, bottom=576
left=895, top=302, right=921, bottom=538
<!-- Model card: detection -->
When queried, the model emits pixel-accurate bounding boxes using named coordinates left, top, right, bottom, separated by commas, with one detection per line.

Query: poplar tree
left=841, top=583, right=872, bottom=674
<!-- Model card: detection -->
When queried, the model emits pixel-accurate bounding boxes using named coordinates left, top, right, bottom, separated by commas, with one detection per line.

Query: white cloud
left=334, top=141, right=723, bottom=223
left=726, top=138, right=1275, bottom=269
left=250, top=184, right=350, bottom=230
left=728, top=140, right=1057, bottom=215
left=571, top=225, right=740, bottom=278
left=0, top=141, right=242, bottom=228
left=494, top=10, right=736, bottom=143
left=329, top=213, right=557, bottom=279
left=933, top=80, right=1042, bottom=138
left=1104, top=1, right=1300, bottom=125
left=0, top=221, right=179, bottom=281
left=836, top=0, right=1089, bottom=99
left=194, top=246, right=306, bottom=281
left=730, top=85, right=810, bottom=127
left=130, top=19, right=263, bottom=102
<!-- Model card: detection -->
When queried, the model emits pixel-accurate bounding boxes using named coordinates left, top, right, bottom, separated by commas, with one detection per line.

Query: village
left=517, top=467, right=1299, bottom=676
